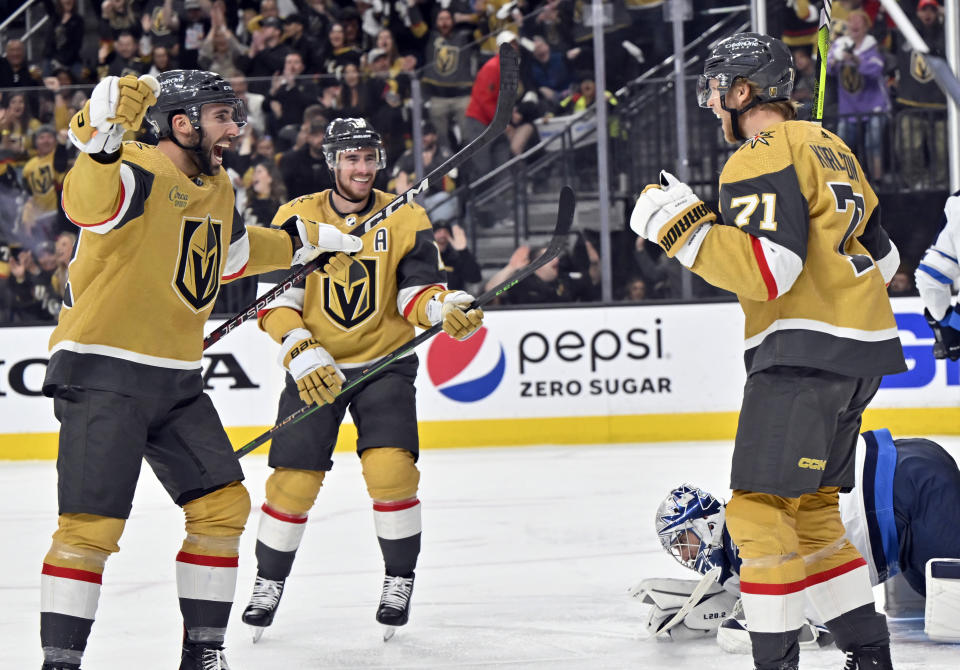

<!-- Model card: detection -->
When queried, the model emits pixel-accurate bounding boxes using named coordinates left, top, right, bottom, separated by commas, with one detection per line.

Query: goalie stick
left=653, top=565, right=722, bottom=636
left=233, top=186, right=576, bottom=459
left=203, top=44, right=521, bottom=351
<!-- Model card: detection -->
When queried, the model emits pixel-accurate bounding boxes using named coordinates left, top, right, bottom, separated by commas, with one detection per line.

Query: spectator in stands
left=780, top=0, right=820, bottom=51
left=393, top=121, right=458, bottom=223
left=199, top=5, right=248, bottom=78
left=19, top=125, right=67, bottom=249
left=364, top=0, right=427, bottom=58
left=269, top=52, right=319, bottom=134
left=790, top=46, right=818, bottom=115
left=374, top=28, right=403, bottom=74
left=505, top=100, right=541, bottom=158
left=147, top=45, right=175, bottom=77
left=0, top=39, right=41, bottom=90
left=51, top=230, right=75, bottom=300
left=40, top=0, right=85, bottom=81
left=558, top=73, right=617, bottom=115
left=478, top=0, right=523, bottom=62
left=888, top=266, right=916, bottom=298
left=530, top=35, right=572, bottom=104
left=296, top=0, right=336, bottom=46
left=337, top=62, right=374, bottom=118
left=0, top=92, right=41, bottom=168
left=177, top=0, right=212, bottom=69
left=317, top=77, right=342, bottom=119
left=339, top=6, right=366, bottom=50
left=622, top=276, right=647, bottom=302
left=485, top=243, right=595, bottom=305
left=464, top=31, right=519, bottom=182
left=140, top=0, right=181, bottom=58
left=323, top=22, right=363, bottom=75
left=101, top=31, right=147, bottom=78
left=242, top=157, right=287, bottom=229
left=895, top=0, right=947, bottom=190
left=230, top=74, right=267, bottom=135
left=422, top=8, right=476, bottom=151
left=828, top=9, right=889, bottom=181
left=100, top=0, right=141, bottom=46
left=279, top=116, right=334, bottom=199
left=283, top=13, right=321, bottom=74
left=247, top=16, right=291, bottom=93
left=6, top=246, right=58, bottom=323
left=434, top=221, right=482, bottom=291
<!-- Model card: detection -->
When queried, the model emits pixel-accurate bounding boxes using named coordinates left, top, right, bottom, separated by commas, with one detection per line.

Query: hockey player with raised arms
left=632, top=429, right=960, bottom=657
left=241, top=117, right=484, bottom=641
left=39, top=70, right=361, bottom=670
left=629, top=33, right=906, bottom=670
left=915, top=190, right=960, bottom=361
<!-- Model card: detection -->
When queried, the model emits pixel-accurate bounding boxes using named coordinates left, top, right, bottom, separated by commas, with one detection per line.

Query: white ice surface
left=4, top=439, right=959, bottom=669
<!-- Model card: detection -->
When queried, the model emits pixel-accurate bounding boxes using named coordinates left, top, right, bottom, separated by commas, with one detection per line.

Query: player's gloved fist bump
left=925, top=305, right=960, bottom=361
left=69, top=74, right=159, bottom=155
left=322, top=252, right=354, bottom=282
left=282, top=216, right=362, bottom=266
left=278, top=327, right=345, bottom=406
left=427, top=291, right=484, bottom=341
left=630, top=170, right=715, bottom=266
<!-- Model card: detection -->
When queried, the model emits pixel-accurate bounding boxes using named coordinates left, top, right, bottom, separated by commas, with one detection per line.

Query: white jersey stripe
left=49, top=340, right=202, bottom=369
left=41, top=574, right=101, bottom=620
left=258, top=284, right=306, bottom=312
left=744, top=319, right=900, bottom=351
left=222, top=231, right=250, bottom=280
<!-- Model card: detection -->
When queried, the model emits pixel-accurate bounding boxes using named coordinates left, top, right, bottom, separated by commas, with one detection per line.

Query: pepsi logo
left=426, top=327, right=506, bottom=402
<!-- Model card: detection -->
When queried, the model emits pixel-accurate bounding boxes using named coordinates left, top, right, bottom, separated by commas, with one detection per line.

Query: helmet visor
left=696, top=75, right=722, bottom=108
left=200, top=99, right=247, bottom=131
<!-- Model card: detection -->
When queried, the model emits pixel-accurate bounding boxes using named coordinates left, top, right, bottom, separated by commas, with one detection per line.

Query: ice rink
left=4, top=439, right=959, bottom=669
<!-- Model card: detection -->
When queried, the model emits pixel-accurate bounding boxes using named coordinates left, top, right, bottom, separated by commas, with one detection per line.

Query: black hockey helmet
left=322, top=118, right=386, bottom=171
left=145, top=69, right=246, bottom=139
left=696, top=33, right=795, bottom=109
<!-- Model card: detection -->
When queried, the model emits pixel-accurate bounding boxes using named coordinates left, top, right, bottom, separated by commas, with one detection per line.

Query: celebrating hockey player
left=632, top=429, right=960, bottom=656
left=241, top=118, right=484, bottom=641
left=39, top=71, right=361, bottom=670
left=629, top=33, right=906, bottom=670
left=915, top=190, right=960, bottom=361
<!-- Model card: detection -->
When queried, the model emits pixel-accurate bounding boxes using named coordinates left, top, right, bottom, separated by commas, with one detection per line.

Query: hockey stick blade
left=205, top=44, right=521, bottom=351
left=233, top=186, right=575, bottom=459
left=653, top=566, right=722, bottom=636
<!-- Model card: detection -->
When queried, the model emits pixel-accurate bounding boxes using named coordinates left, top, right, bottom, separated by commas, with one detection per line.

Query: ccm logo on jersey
left=659, top=203, right=712, bottom=252
left=288, top=339, right=321, bottom=360
left=797, top=457, right=826, bottom=470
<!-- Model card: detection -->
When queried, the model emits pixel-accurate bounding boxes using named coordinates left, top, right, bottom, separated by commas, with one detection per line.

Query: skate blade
left=383, top=625, right=397, bottom=642
left=249, top=625, right=265, bottom=643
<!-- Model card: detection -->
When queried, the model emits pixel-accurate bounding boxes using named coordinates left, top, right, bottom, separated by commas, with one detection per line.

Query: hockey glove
left=426, top=291, right=484, bottom=341
left=281, top=216, right=363, bottom=266
left=68, top=74, right=159, bottom=155
left=630, top=170, right=715, bottom=267
left=924, top=305, right=960, bottom=361
left=278, top=328, right=345, bottom=406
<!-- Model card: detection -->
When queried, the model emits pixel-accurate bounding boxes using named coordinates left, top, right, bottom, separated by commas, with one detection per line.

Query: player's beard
left=336, top=170, right=374, bottom=202
left=720, top=112, right=739, bottom=145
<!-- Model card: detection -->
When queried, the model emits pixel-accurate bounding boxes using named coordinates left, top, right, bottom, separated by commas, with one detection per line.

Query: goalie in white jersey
left=915, top=190, right=960, bottom=361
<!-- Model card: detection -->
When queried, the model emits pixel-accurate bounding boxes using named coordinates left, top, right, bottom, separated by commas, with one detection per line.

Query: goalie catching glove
left=279, top=328, right=345, bottom=406
left=426, top=291, right=484, bottom=341
left=279, top=215, right=363, bottom=266
left=628, top=577, right=738, bottom=641
left=630, top=170, right=715, bottom=268
left=69, top=74, right=160, bottom=154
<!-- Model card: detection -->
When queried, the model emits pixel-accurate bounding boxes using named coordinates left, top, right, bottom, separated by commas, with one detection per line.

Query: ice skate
left=843, top=645, right=893, bottom=670
left=377, top=573, right=415, bottom=641
left=42, top=664, right=79, bottom=670
left=180, top=641, right=230, bottom=670
left=241, top=575, right=285, bottom=642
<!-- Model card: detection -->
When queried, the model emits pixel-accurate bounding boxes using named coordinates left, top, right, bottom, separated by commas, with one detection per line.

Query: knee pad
left=265, top=467, right=325, bottom=515
left=726, top=491, right=805, bottom=585
left=46, top=513, right=126, bottom=572
left=361, top=447, right=419, bottom=501
left=182, top=481, right=250, bottom=555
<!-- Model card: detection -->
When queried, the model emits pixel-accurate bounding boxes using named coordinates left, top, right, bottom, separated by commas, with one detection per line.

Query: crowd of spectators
left=0, top=0, right=950, bottom=322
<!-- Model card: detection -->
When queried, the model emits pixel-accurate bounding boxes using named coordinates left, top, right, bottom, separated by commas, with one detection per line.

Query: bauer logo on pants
left=426, top=327, right=506, bottom=402
left=173, top=214, right=222, bottom=312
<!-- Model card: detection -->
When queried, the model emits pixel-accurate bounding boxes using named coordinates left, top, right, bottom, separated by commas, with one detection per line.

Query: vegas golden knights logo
left=323, top=257, right=378, bottom=329
left=29, top=165, right=53, bottom=195
left=911, top=52, right=934, bottom=84
left=434, top=39, right=458, bottom=76
left=174, top=215, right=222, bottom=312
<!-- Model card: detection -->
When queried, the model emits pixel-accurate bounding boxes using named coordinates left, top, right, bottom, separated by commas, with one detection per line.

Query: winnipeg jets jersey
left=915, top=190, right=960, bottom=321
left=45, top=142, right=294, bottom=396
left=691, top=120, right=906, bottom=378
left=259, top=189, right=447, bottom=368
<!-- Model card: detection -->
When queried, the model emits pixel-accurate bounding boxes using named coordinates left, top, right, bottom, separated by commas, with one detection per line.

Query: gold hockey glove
left=68, top=74, right=159, bottom=154
left=630, top=170, right=715, bottom=267
left=426, top=291, right=484, bottom=340
left=278, top=328, right=345, bottom=405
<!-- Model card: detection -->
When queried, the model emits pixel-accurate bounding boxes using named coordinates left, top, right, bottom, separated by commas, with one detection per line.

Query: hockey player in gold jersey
left=630, top=34, right=906, bottom=670
left=39, top=70, right=363, bottom=670
left=241, top=118, right=484, bottom=642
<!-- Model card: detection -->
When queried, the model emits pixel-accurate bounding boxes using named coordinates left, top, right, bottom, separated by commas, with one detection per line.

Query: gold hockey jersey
left=691, top=120, right=906, bottom=377
left=22, top=149, right=65, bottom=213
left=45, top=142, right=294, bottom=396
left=258, top=189, right=448, bottom=367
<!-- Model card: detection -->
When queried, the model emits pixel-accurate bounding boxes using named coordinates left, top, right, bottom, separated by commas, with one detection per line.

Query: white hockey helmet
left=655, top=484, right=726, bottom=573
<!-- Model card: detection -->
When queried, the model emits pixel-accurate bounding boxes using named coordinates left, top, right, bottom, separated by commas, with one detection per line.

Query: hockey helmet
left=145, top=70, right=246, bottom=139
left=322, top=118, right=386, bottom=171
left=697, top=32, right=795, bottom=109
left=655, top=484, right=726, bottom=573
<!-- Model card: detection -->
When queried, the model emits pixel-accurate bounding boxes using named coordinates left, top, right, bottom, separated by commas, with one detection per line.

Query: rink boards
left=1, top=296, right=957, bottom=459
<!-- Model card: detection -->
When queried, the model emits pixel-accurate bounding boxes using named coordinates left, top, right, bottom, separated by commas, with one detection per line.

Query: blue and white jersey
left=915, top=191, right=960, bottom=322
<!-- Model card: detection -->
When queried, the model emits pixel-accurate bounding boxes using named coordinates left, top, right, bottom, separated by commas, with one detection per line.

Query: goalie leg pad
left=361, top=447, right=420, bottom=501
left=645, top=588, right=738, bottom=639
left=925, top=558, right=960, bottom=642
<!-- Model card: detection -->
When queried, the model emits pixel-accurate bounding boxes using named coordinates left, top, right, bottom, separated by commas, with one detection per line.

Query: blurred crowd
left=0, top=0, right=948, bottom=322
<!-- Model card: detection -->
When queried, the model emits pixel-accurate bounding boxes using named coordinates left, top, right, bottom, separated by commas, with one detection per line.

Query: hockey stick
left=204, top=44, right=521, bottom=351
left=654, top=565, right=722, bottom=635
left=232, top=186, right=576, bottom=459
left=813, top=0, right=833, bottom=123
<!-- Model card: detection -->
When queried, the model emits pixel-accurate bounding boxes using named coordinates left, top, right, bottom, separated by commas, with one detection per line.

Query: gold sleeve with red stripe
left=406, top=285, right=450, bottom=330
left=61, top=152, right=125, bottom=227
left=691, top=226, right=777, bottom=302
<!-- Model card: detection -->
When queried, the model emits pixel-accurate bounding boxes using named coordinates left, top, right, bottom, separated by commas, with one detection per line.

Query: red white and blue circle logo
left=426, top=327, right=506, bottom=402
